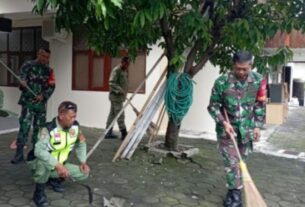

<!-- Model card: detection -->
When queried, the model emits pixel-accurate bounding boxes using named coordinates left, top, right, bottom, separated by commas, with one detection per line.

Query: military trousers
left=28, top=159, right=88, bottom=184
left=217, top=137, right=252, bottom=189
left=106, top=100, right=126, bottom=130
left=17, top=106, right=46, bottom=146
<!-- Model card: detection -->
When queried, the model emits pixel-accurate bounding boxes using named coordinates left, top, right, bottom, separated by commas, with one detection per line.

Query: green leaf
left=101, top=3, right=107, bottom=17
left=36, top=0, right=46, bottom=13
left=140, top=12, right=145, bottom=28
left=111, top=0, right=123, bottom=9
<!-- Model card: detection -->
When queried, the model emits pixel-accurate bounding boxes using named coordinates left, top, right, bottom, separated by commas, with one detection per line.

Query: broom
left=224, top=110, right=268, bottom=207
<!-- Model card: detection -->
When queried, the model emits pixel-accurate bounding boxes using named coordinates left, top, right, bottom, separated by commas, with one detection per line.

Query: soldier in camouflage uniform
left=105, top=56, right=129, bottom=140
left=11, top=48, right=55, bottom=164
left=207, top=51, right=266, bottom=207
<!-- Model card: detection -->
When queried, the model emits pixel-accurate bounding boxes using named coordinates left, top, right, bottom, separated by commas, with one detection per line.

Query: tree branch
left=187, top=0, right=245, bottom=78
left=200, top=0, right=214, bottom=17
left=159, top=17, right=175, bottom=64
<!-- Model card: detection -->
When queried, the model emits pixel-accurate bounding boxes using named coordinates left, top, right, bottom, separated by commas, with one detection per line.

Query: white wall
left=292, top=63, right=305, bottom=82
left=0, top=0, right=34, bottom=14
left=181, top=63, right=219, bottom=134
left=0, top=1, right=220, bottom=135
left=48, top=36, right=168, bottom=131
left=0, top=87, right=20, bottom=113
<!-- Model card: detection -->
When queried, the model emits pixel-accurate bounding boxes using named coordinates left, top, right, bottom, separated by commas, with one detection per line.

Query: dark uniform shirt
left=18, top=60, right=55, bottom=111
left=208, top=71, right=266, bottom=143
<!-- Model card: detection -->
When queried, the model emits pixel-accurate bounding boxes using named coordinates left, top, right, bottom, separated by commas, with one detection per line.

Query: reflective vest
left=45, top=118, right=80, bottom=164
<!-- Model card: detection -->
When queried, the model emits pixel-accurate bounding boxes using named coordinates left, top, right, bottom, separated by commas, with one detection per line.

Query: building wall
left=0, top=1, right=219, bottom=135
left=0, top=0, right=34, bottom=14
left=292, top=63, right=305, bottom=82
left=181, top=63, right=219, bottom=134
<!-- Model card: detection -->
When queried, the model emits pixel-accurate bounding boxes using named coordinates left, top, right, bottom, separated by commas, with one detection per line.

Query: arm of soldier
left=207, top=82, right=235, bottom=136
left=109, top=69, right=124, bottom=94
left=75, top=132, right=90, bottom=175
left=41, top=68, right=56, bottom=101
left=207, top=81, right=226, bottom=125
left=41, top=83, right=55, bottom=101
left=34, top=128, right=59, bottom=168
left=19, top=63, right=31, bottom=88
left=253, top=101, right=266, bottom=141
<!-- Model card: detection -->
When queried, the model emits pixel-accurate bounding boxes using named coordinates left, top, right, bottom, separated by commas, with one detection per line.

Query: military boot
left=33, top=183, right=48, bottom=207
left=120, top=128, right=128, bottom=140
left=11, top=143, right=24, bottom=164
left=224, top=189, right=243, bottom=207
left=47, top=178, right=65, bottom=193
left=105, top=127, right=118, bottom=139
left=27, top=148, right=36, bottom=161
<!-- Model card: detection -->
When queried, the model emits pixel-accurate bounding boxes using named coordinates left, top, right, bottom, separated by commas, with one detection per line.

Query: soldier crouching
left=28, top=101, right=90, bottom=207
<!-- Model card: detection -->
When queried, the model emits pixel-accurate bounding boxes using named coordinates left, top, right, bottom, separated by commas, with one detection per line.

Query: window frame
left=72, top=46, right=146, bottom=93
left=0, top=26, right=48, bottom=87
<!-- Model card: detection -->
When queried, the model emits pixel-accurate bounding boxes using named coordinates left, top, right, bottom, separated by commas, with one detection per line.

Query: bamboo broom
left=224, top=110, right=268, bottom=207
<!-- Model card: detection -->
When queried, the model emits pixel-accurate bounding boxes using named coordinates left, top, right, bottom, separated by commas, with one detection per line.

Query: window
left=72, top=34, right=146, bottom=93
left=0, top=27, right=49, bottom=87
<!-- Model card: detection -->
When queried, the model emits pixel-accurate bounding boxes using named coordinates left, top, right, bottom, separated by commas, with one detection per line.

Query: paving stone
left=266, top=200, right=280, bottom=207
left=279, top=201, right=297, bottom=207
left=50, top=199, right=71, bottom=207
left=198, top=200, right=219, bottom=207
left=160, top=196, right=179, bottom=205
left=8, top=197, right=29, bottom=206
left=143, top=196, right=159, bottom=204
left=1, top=126, right=305, bottom=207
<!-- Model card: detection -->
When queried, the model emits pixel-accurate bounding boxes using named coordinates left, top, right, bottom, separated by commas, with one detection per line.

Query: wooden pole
left=148, top=103, right=166, bottom=144
left=125, top=84, right=166, bottom=159
left=112, top=67, right=167, bottom=161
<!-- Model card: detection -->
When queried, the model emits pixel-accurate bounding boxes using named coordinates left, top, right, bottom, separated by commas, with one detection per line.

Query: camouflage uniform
left=106, top=65, right=128, bottom=131
left=17, top=60, right=55, bottom=146
left=207, top=71, right=265, bottom=189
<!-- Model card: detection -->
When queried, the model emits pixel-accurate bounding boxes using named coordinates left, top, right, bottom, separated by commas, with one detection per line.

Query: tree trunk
left=164, top=118, right=180, bottom=151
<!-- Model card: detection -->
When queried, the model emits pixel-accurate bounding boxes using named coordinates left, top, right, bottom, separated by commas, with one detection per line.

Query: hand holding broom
left=223, top=109, right=268, bottom=207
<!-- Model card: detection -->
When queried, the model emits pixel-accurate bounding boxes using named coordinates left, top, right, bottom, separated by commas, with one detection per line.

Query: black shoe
left=120, top=128, right=127, bottom=140
left=224, top=189, right=243, bottom=207
left=11, top=143, right=24, bottom=164
left=47, top=178, right=65, bottom=193
left=33, top=183, right=48, bottom=207
left=27, top=148, right=36, bottom=161
left=105, top=127, right=118, bottom=139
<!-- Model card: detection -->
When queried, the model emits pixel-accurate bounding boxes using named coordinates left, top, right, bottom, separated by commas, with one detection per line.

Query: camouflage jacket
left=18, top=60, right=55, bottom=111
left=207, top=71, right=266, bottom=143
left=109, top=65, right=128, bottom=102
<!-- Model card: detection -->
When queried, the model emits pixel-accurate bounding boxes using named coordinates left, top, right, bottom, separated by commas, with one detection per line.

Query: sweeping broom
left=224, top=110, right=268, bottom=207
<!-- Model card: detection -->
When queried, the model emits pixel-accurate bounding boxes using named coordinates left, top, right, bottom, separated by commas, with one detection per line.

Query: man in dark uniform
left=208, top=51, right=266, bottom=207
left=11, top=48, right=55, bottom=164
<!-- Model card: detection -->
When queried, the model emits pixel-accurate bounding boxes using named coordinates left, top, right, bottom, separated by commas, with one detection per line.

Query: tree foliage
left=33, top=0, right=305, bottom=76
